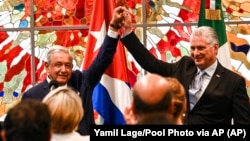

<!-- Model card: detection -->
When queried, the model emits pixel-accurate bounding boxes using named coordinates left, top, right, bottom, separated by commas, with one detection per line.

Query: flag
left=82, top=0, right=134, bottom=124
left=198, top=0, right=232, bottom=70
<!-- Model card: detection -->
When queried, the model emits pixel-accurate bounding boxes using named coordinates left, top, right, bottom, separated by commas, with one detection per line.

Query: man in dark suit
left=21, top=6, right=128, bottom=135
left=119, top=11, right=250, bottom=124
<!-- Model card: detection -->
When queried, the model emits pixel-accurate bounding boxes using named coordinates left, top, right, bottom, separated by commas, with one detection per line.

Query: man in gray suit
left=119, top=10, right=250, bottom=124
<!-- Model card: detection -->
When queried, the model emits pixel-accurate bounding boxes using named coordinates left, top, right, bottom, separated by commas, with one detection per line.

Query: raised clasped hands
left=111, top=6, right=133, bottom=34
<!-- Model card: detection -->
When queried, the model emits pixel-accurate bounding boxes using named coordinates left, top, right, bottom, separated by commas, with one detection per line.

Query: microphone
left=49, top=80, right=59, bottom=92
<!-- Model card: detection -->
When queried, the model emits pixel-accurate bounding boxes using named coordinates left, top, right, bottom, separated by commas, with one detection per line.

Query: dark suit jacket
left=121, top=32, right=250, bottom=124
left=22, top=35, right=119, bottom=135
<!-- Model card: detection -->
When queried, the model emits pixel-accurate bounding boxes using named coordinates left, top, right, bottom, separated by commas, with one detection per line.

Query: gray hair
left=190, top=26, right=219, bottom=46
left=46, top=45, right=73, bottom=64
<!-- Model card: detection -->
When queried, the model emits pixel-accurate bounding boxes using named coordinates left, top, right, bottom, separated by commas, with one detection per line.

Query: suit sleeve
left=120, top=31, right=179, bottom=76
left=83, top=35, right=119, bottom=88
left=232, top=76, right=250, bottom=124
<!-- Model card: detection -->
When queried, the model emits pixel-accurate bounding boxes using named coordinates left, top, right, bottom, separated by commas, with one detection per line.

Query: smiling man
left=21, top=6, right=129, bottom=135
left=119, top=12, right=250, bottom=125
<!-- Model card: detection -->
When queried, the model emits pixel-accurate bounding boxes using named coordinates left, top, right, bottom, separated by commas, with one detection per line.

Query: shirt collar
left=198, top=60, right=218, bottom=77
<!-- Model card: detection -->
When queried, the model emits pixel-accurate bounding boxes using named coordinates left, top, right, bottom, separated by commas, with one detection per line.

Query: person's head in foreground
left=42, top=87, right=83, bottom=134
left=2, top=99, right=52, bottom=141
left=131, top=73, right=177, bottom=124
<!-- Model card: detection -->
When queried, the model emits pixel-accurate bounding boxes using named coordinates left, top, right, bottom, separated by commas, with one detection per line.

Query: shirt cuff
left=107, top=29, right=119, bottom=39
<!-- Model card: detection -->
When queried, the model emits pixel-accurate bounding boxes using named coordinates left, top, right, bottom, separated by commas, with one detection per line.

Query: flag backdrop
left=198, top=0, right=232, bottom=70
left=82, top=0, right=134, bottom=124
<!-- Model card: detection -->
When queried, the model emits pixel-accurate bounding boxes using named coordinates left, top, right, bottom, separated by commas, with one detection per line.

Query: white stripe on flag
left=100, top=74, right=133, bottom=114
left=217, top=42, right=232, bottom=70
left=210, top=0, right=216, bottom=10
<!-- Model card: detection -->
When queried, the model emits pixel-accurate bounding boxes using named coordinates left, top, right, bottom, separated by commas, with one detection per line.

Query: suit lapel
left=185, top=67, right=197, bottom=90
left=195, top=63, right=225, bottom=107
left=41, top=80, right=50, bottom=99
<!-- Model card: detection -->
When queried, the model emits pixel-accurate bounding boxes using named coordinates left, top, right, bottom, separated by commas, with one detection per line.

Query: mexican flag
left=198, top=0, right=232, bottom=70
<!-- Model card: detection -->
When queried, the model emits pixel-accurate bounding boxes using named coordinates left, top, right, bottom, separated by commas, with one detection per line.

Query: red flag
left=82, top=0, right=134, bottom=124
left=83, top=0, right=116, bottom=69
left=83, top=0, right=129, bottom=81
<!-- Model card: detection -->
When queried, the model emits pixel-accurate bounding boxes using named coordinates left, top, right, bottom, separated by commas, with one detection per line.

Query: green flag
left=198, top=0, right=232, bottom=70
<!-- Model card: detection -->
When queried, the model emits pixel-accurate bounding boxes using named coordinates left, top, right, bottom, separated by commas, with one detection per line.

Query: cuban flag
left=82, top=0, right=134, bottom=124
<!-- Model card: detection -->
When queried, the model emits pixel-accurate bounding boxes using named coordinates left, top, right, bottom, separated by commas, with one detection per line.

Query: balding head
left=133, top=73, right=173, bottom=115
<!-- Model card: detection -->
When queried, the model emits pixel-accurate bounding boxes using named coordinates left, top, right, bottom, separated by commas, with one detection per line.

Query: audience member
left=125, top=73, right=176, bottom=124
left=124, top=74, right=186, bottom=125
left=165, top=77, right=186, bottom=125
left=2, top=99, right=51, bottom=141
left=119, top=9, right=250, bottom=124
left=42, top=87, right=89, bottom=141
left=21, top=6, right=128, bottom=135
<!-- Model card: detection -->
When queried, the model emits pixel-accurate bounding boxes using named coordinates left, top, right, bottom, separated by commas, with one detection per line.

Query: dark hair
left=3, top=99, right=51, bottom=141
